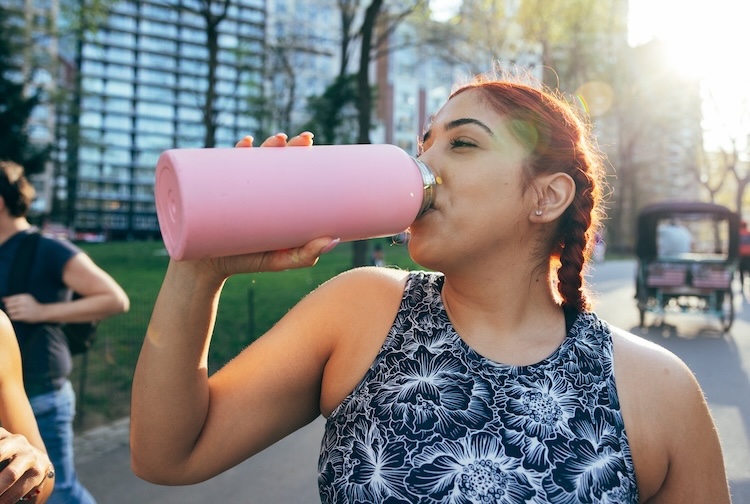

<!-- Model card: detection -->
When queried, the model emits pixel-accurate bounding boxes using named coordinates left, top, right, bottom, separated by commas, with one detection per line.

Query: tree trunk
left=65, top=26, right=84, bottom=230
left=197, top=0, right=230, bottom=148
left=351, top=0, right=384, bottom=268
left=203, top=20, right=219, bottom=147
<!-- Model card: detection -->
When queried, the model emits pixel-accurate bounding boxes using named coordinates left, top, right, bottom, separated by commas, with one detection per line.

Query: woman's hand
left=234, top=131, right=314, bottom=148
left=0, top=427, right=53, bottom=503
left=174, top=131, right=339, bottom=280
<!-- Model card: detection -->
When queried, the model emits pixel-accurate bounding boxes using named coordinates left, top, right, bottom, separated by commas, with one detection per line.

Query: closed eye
left=449, top=138, right=477, bottom=148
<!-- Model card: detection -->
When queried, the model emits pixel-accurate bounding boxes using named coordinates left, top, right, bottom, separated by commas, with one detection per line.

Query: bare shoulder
left=609, top=325, right=730, bottom=502
left=307, top=266, right=412, bottom=311
left=322, top=265, right=412, bottom=290
left=311, top=267, right=413, bottom=416
left=610, top=326, right=695, bottom=387
left=610, top=325, right=705, bottom=432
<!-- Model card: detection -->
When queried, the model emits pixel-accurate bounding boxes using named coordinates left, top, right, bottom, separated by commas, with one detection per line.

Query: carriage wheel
left=638, top=305, right=647, bottom=328
left=720, top=290, right=735, bottom=332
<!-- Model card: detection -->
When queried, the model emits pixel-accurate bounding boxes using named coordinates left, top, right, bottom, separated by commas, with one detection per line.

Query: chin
left=407, top=238, right=440, bottom=271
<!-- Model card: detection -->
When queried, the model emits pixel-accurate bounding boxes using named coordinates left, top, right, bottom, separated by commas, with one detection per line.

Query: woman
left=0, top=310, right=54, bottom=503
left=131, top=77, right=730, bottom=502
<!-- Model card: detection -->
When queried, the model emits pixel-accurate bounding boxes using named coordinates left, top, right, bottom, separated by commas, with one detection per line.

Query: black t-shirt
left=0, top=229, right=80, bottom=388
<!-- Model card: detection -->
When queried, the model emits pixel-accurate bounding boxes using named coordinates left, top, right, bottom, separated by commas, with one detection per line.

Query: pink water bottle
left=154, top=144, right=437, bottom=260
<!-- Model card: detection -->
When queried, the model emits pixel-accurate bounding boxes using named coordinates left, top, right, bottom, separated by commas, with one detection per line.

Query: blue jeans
left=30, top=380, right=96, bottom=504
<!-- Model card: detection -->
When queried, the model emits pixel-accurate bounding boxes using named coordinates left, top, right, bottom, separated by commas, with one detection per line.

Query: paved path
left=76, top=417, right=324, bottom=503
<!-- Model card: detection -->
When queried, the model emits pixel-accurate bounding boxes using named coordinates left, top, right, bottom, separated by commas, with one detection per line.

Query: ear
left=529, top=172, right=575, bottom=223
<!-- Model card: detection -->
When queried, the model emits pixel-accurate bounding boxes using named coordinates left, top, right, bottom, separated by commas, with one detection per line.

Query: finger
left=0, top=456, right=41, bottom=502
left=234, top=135, right=254, bottom=148
left=259, top=133, right=289, bottom=147
left=286, top=131, right=314, bottom=147
left=266, top=237, right=340, bottom=271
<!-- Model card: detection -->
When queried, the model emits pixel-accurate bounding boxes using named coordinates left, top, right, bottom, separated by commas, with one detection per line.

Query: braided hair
left=450, top=78, right=606, bottom=312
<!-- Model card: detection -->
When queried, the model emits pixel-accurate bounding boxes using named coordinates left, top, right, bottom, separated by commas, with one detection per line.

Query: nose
left=416, top=149, right=440, bottom=181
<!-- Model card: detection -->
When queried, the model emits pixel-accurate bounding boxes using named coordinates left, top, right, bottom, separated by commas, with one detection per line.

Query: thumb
left=269, top=237, right=341, bottom=271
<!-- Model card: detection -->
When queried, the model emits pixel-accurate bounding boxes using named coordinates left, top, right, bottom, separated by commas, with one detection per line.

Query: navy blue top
left=318, top=271, right=638, bottom=503
left=0, top=229, right=80, bottom=392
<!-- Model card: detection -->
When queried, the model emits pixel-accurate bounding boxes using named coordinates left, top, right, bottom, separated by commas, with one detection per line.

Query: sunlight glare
left=629, top=0, right=750, bottom=148
left=630, top=0, right=750, bottom=82
left=429, top=0, right=462, bottom=22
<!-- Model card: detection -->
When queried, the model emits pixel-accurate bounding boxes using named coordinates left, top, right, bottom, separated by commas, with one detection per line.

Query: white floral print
left=319, top=272, right=638, bottom=503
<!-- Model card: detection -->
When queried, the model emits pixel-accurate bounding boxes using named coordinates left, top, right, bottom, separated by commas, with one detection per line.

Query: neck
left=440, top=261, right=566, bottom=365
left=0, top=216, right=31, bottom=245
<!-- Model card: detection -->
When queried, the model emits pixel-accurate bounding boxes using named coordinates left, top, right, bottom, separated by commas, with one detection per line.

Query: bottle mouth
left=413, top=158, right=437, bottom=217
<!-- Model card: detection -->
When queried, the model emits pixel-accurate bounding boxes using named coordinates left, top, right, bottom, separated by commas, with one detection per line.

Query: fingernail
left=300, top=131, right=314, bottom=138
left=275, top=132, right=288, bottom=140
left=236, top=135, right=253, bottom=147
left=320, top=238, right=340, bottom=254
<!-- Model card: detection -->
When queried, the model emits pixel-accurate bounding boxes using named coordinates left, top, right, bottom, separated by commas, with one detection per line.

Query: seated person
left=657, top=220, right=692, bottom=258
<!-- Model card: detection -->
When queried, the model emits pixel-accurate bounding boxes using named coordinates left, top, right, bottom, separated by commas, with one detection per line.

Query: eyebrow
left=422, top=117, right=494, bottom=144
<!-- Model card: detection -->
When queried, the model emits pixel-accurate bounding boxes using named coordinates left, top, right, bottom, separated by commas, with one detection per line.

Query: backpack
left=7, top=231, right=98, bottom=355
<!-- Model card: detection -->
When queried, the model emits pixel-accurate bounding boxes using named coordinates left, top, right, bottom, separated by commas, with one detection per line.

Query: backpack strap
left=7, top=231, right=41, bottom=295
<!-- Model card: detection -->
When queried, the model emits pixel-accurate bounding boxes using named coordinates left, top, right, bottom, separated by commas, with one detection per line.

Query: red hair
left=450, top=78, right=606, bottom=311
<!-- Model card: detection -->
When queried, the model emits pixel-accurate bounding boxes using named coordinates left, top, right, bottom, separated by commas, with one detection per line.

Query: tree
left=351, top=0, right=424, bottom=266
left=171, top=0, right=232, bottom=148
left=605, top=41, right=705, bottom=251
left=418, top=0, right=514, bottom=74
left=701, top=90, right=750, bottom=216
left=303, top=0, right=368, bottom=145
left=513, top=0, right=627, bottom=91
left=304, top=74, right=360, bottom=145
left=301, top=0, right=424, bottom=266
left=0, top=5, right=49, bottom=175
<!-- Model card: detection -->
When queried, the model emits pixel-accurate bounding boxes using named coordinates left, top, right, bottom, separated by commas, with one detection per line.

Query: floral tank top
left=318, top=271, right=638, bottom=503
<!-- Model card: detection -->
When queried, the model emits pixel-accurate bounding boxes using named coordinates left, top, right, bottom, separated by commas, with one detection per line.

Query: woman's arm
left=612, top=327, right=731, bottom=503
left=131, top=131, right=351, bottom=485
left=2, top=251, right=130, bottom=325
left=130, top=236, right=339, bottom=485
left=0, top=312, right=54, bottom=503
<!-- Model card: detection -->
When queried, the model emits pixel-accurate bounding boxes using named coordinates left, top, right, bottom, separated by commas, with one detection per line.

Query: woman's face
left=408, top=89, right=538, bottom=270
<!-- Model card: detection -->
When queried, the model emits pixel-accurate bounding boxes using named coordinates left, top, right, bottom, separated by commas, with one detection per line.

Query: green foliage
left=58, top=0, right=113, bottom=38
left=303, top=74, right=360, bottom=145
left=0, top=5, right=49, bottom=175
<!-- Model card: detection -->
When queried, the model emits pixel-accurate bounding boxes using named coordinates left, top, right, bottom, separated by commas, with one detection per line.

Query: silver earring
left=535, top=209, right=543, bottom=216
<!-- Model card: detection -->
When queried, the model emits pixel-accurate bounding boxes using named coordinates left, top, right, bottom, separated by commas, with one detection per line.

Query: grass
left=69, top=237, right=419, bottom=431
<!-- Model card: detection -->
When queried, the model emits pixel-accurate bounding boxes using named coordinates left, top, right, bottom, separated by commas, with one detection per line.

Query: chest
left=320, top=327, right=638, bottom=503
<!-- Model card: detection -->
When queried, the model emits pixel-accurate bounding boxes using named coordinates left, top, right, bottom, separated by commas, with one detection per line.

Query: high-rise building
left=57, top=0, right=266, bottom=239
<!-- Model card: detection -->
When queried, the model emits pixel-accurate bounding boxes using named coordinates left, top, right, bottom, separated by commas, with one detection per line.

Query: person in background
left=739, top=220, right=750, bottom=293
left=131, top=76, right=730, bottom=502
left=370, top=242, right=385, bottom=267
left=0, top=309, right=54, bottom=503
left=0, top=160, right=130, bottom=504
left=657, top=219, right=692, bottom=258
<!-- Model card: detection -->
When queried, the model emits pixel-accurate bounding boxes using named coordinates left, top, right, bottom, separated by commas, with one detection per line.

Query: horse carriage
left=635, top=201, right=740, bottom=332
